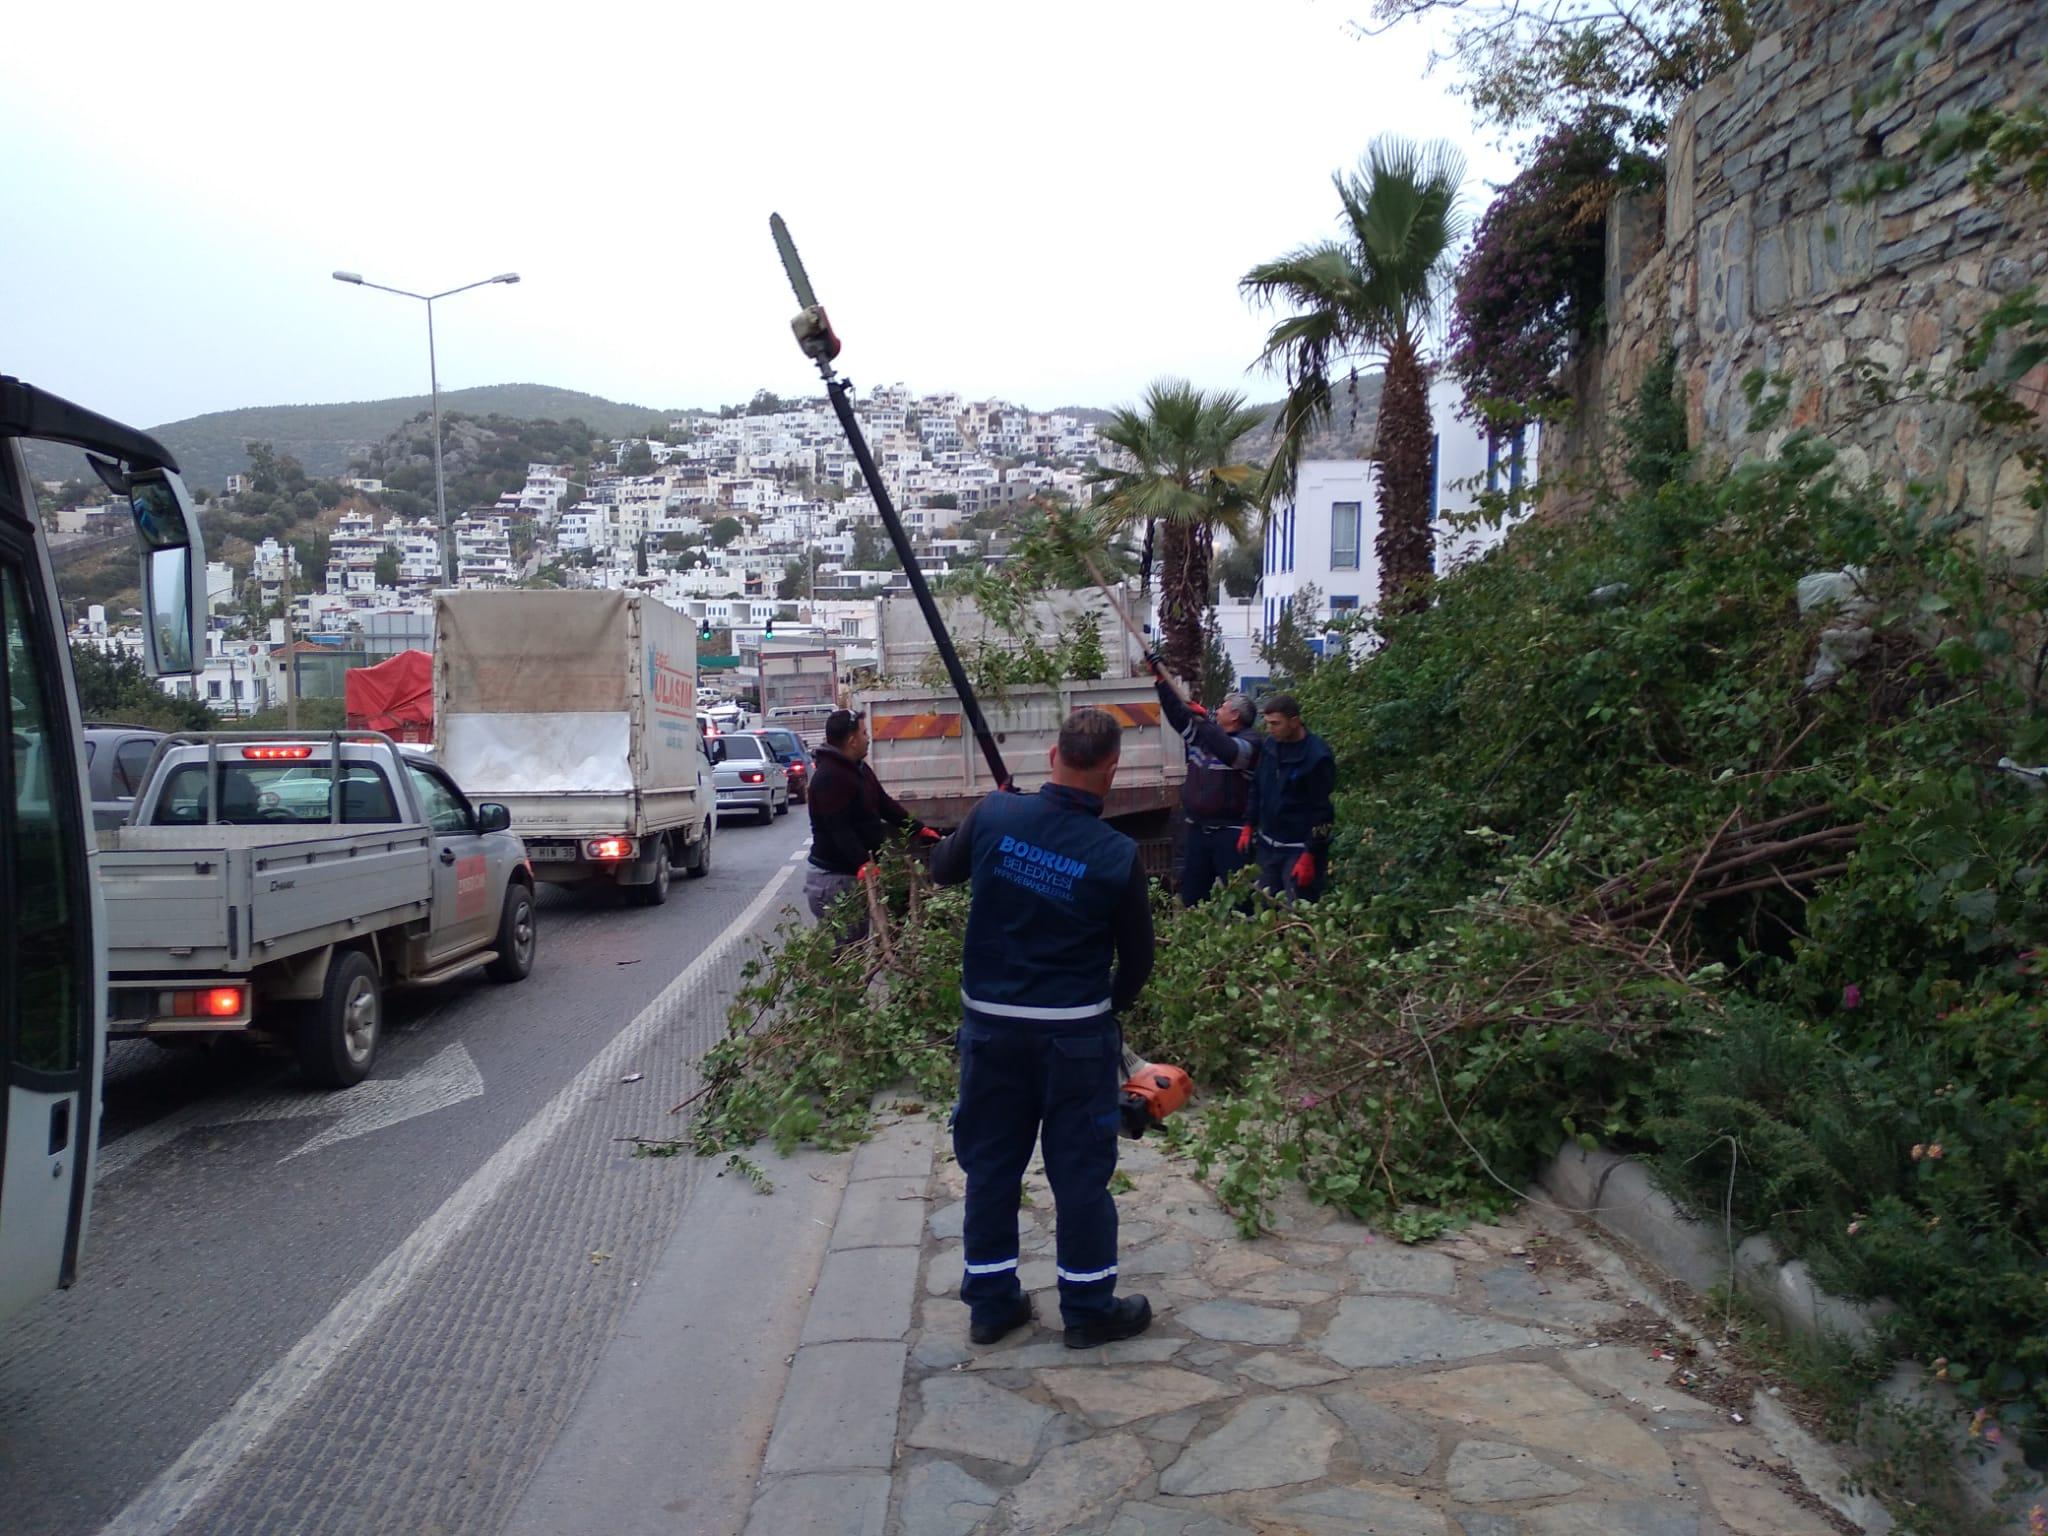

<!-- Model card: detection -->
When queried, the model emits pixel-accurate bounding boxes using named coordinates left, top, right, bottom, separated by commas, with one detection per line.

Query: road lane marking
left=95, top=1042, right=484, bottom=1178
left=97, top=864, right=801, bottom=1536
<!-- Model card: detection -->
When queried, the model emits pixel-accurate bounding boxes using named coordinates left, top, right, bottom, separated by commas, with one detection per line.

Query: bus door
left=0, top=510, right=96, bottom=1315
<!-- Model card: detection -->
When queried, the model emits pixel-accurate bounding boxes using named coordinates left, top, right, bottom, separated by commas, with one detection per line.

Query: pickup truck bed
left=98, top=824, right=432, bottom=976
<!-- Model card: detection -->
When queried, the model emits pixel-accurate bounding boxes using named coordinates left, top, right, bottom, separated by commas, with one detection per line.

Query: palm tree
left=1091, top=381, right=1268, bottom=687
left=1243, top=136, right=1466, bottom=612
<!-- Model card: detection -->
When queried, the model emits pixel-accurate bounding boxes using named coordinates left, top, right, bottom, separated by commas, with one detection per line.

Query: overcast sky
left=1, top=1, right=1514, bottom=430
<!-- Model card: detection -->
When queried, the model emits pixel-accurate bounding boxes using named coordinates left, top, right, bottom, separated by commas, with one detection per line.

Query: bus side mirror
left=127, top=469, right=206, bottom=677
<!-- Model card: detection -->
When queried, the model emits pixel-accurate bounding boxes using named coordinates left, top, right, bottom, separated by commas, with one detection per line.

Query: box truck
left=434, top=590, right=716, bottom=903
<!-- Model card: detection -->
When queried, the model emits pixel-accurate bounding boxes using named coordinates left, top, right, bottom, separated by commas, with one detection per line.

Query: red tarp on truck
left=345, top=650, right=435, bottom=743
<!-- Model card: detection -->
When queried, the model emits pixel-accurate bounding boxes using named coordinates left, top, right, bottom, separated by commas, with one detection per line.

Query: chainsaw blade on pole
left=770, top=213, right=819, bottom=312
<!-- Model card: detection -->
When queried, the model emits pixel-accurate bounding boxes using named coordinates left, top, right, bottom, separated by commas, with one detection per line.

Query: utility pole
left=280, top=544, right=297, bottom=729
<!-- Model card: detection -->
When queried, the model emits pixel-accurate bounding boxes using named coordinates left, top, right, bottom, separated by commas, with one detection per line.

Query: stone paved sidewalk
left=884, top=1128, right=1872, bottom=1536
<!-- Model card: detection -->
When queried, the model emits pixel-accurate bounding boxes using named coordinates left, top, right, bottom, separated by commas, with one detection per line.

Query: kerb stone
left=742, top=1473, right=890, bottom=1536
left=851, top=1117, right=934, bottom=1181
left=800, top=1247, right=919, bottom=1344
left=830, top=1177, right=927, bottom=1250
left=762, top=1342, right=907, bottom=1475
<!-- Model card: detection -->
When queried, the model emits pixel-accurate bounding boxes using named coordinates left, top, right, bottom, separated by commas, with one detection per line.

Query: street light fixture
left=331, top=269, right=520, bottom=586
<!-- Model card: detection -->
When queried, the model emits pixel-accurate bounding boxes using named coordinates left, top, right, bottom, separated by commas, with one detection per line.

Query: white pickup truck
left=97, top=733, right=537, bottom=1086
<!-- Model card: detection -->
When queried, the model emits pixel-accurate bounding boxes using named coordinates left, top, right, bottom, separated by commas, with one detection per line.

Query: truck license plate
left=528, top=842, right=577, bottom=862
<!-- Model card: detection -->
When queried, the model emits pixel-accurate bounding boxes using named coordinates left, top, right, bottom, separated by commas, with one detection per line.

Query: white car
left=711, top=732, right=790, bottom=824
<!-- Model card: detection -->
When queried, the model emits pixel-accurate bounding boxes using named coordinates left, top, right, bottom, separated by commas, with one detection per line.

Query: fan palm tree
left=1090, top=381, right=1268, bottom=687
left=1243, top=136, right=1466, bottom=612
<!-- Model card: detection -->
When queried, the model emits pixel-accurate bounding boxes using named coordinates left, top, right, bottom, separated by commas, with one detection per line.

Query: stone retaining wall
left=1541, top=0, right=2048, bottom=571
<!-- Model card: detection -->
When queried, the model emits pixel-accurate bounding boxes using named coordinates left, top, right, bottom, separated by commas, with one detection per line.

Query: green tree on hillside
left=1245, top=137, right=1466, bottom=614
left=708, top=516, right=744, bottom=547
left=70, top=644, right=217, bottom=731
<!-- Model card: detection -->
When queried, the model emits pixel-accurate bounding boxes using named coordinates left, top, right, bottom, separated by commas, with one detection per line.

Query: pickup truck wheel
left=685, top=825, right=712, bottom=879
left=298, top=950, right=381, bottom=1088
left=634, top=841, right=672, bottom=906
left=487, top=883, right=537, bottom=981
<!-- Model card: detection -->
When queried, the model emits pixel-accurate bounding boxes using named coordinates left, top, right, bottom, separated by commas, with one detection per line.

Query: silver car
left=711, top=731, right=789, bottom=824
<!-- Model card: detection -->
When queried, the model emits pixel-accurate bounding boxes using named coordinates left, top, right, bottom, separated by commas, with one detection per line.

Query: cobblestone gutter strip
left=1540, top=1141, right=2037, bottom=1529
left=740, top=1112, right=938, bottom=1536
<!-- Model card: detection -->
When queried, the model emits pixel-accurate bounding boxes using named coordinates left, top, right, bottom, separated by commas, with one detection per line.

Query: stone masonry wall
left=1541, top=0, right=2048, bottom=570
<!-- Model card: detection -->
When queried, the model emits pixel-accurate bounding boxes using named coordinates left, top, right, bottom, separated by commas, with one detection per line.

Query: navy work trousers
left=953, top=1018, right=1121, bottom=1330
left=1255, top=838, right=1328, bottom=902
left=1178, top=817, right=1250, bottom=906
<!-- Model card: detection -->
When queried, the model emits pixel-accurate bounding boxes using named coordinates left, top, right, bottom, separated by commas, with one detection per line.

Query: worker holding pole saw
left=772, top=215, right=1185, bottom=1350
left=1053, top=514, right=1262, bottom=907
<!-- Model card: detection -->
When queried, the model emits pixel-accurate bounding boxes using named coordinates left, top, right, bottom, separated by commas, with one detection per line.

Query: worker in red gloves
left=1146, top=654, right=1260, bottom=905
left=1242, top=693, right=1335, bottom=902
left=806, top=708, right=935, bottom=944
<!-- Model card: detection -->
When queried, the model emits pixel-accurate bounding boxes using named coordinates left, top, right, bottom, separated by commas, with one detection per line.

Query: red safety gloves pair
left=912, top=826, right=942, bottom=846
left=1235, top=825, right=1253, bottom=855
left=1290, top=850, right=1317, bottom=889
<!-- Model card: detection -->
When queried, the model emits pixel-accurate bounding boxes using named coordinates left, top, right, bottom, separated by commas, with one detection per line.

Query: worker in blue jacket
left=1148, top=659, right=1259, bottom=904
left=928, top=707, right=1156, bottom=1350
left=1241, top=692, right=1336, bottom=901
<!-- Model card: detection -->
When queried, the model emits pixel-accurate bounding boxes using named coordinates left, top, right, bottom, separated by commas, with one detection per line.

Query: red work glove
left=1187, top=700, right=1209, bottom=719
left=1236, top=825, right=1253, bottom=855
left=856, top=862, right=876, bottom=882
left=1290, top=850, right=1317, bottom=888
left=912, top=826, right=941, bottom=846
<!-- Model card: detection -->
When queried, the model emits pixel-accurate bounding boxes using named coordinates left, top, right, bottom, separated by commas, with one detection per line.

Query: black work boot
left=969, top=1295, right=1035, bottom=1347
left=1064, top=1294, right=1153, bottom=1350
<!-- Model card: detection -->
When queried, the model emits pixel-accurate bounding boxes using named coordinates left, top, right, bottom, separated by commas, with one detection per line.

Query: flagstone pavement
left=745, top=1115, right=1874, bottom=1536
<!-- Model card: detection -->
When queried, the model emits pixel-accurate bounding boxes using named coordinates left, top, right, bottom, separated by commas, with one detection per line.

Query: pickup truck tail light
left=741, top=770, right=765, bottom=784
left=585, top=836, right=635, bottom=861
left=165, top=986, right=246, bottom=1018
left=243, top=746, right=314, bottom=761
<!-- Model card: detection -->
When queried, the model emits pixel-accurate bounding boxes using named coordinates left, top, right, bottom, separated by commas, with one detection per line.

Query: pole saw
left=770, top=215, right=1191, bottom=1138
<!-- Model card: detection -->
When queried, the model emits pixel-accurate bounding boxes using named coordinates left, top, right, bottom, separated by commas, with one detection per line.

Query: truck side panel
left=242, top=833, right=433, bottom=946
left=856, top=677, right=1184, bottom=828
left=633, top=593, right=701, bottom=800
left=94, top=849, right=232, bottom=962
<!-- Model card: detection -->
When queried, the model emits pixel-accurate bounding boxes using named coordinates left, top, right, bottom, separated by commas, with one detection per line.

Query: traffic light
left=698, top=617, right=713, bottom=642
left=763, top=615, right=775, bottom=638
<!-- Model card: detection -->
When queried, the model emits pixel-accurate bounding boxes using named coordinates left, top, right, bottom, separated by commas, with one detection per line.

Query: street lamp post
left=331, top=270, right=520, bottom=587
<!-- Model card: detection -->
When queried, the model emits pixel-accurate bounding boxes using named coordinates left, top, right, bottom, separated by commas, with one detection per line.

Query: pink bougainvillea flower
left=1846, top=1220, right=1863, bottom=1236
left=1297, top=1093, right=1320, bottom=1111
left=1927, top=1143, right=1945, bottom=1160
left=1841, top=983, right=1863, bottom=1009
left=1910, top=1144, right=1926, bottom=1161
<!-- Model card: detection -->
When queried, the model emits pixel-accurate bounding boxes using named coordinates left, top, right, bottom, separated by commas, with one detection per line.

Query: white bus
left=0, top=376, right=205, bottom=1323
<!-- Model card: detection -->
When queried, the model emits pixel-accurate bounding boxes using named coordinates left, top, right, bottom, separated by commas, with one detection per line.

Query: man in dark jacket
left=1150, top=664, right=1259, bottom=904
left=1242, top=693, right=1335, bottom=901
left=805, top=708, right=931, bottom=941
left=928, top=707, right=1157, bottom=1350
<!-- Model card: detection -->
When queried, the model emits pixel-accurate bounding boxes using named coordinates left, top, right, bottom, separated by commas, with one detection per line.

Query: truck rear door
left=0, top=523, right=94, bottom=1312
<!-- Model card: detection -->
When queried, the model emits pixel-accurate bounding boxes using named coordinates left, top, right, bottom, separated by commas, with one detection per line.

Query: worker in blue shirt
left=1148, top=658, right=1259, bottom=904
left=928, top=707, right=1156, bottom=1349
left=1240, top=692, right=1336, bottom=901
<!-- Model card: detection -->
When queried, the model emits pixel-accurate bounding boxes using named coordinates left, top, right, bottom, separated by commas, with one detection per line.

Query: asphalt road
left=0, top=811, right=813, bottom=1536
